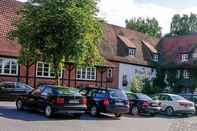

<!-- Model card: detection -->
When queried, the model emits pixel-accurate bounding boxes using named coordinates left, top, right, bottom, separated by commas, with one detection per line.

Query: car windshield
left=136, top=93, right=152, bottom=100
left=109, top=90, right=128, bottom=100
left=171, top=95, right=186, bottom=101
left=56, top=88, right=81, bottom=96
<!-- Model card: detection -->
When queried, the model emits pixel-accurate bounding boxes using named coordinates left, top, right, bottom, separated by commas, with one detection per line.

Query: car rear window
left=56, top=88, right=81, bottom=96
left=171, top=95, right=186, bottom=101
left=109, top=90, right=128, bottom=100
left=136, top=94, right=152, bottom=101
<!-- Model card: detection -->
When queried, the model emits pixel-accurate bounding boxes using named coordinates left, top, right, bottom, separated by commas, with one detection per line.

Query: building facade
left=158, top=34, right=197, bottom=92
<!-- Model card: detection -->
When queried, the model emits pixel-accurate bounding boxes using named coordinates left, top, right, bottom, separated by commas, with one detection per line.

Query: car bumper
left=54, top=105, right=87, bottom=114
left=174, top=109, right=196, bottom=115
left=143, top=107, right=161, bottom=114
left=106, top=106, right=129, bottom=114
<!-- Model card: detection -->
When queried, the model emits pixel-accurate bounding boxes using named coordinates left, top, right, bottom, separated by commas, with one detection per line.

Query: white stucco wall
left=118, top=63, right=156, bottom=89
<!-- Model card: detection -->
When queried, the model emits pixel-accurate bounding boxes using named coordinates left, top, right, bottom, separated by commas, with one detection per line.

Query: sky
left=17, top=0, right=197, bottom=34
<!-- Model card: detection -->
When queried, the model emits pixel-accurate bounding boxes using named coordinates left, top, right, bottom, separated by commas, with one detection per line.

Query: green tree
left=142, top=78, right=161, bottom=95
left=128, top=76, right=143, bottom=93
left=170, top=13, right=197, bottom=36
left=125, top=17, right=161, bottom=38
left=9, top=0, right=103, bottom=85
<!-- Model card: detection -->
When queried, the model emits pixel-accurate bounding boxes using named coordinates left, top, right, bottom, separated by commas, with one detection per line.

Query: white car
left=152, top=93, right=195, bottom=116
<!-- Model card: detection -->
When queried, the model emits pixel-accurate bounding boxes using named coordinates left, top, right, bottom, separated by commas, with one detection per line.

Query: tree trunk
left=25, top=65, right=29, bottom=84
left=54, top=63, right=60, bottom=86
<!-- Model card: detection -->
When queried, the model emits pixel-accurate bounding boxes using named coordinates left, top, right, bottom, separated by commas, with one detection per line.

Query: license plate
left=115, top=102, right=124, bottom=106
left=69, top=100, right=79, bottom=104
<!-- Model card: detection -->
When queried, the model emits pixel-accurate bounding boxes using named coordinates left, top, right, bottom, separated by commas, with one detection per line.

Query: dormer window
left=129, top=48, right=136, bottom=56
left=181, top=53, right=189, bottom=62
left=153, top=54, right=158, bottom=62
left=183, top=70, right=190, bottom=79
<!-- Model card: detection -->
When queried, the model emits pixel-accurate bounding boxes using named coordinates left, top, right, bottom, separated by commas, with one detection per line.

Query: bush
left=127, top=76, right=143, bottom=93
left=142, top=78, right=161, bottom=95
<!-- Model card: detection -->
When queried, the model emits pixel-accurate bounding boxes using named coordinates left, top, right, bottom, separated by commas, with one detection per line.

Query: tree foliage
left=142, top=78, right=161, bottom=95
left=125, top=17, right=162, bottom=38
left=170, top=13, right=197, bottom=36
left=9, top=0, right=103, bottom=84
left=128, top=76, right=143, bottom=93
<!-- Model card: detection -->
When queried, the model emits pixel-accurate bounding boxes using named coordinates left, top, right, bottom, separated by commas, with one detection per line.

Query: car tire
left=44, top=105, right=53, bottom=118
left=165, top=107, right=174, bottom=116
left=90, top=106, right=99, bottom=117
left=16, top=99, right=24, bottom=111
left=131, top=106, right=139, bottom=115
left=115, top=113, right=122, bottom=118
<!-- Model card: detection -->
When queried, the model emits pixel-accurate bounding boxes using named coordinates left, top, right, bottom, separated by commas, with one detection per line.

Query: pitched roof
left=158, top=34, right=197, bottom=67
left=118, top=35, right=136, bottom=48
left=142, top=40, right=158, bottom=53
left=100, top=23, right=159, bottom=66
left=0, top=0, right=22, bottom=57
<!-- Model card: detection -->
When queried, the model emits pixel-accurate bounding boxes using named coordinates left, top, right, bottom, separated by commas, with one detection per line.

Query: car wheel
left=165, top=107, right=174, bottom=116
left=90, top=106, right=99, bottom=117
left=115, top=113, right=122, bottom=118
left=131, top=106, right=139, bottom=115
left=44, top=105, right=53, bottom=118
left=16, top=99, right=24, bottom=111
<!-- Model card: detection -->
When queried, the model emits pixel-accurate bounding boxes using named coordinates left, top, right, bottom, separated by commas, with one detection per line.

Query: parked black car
left=126, top=92, right=161, bottom=116
left=16, top=85, right=87, bottom=118
left=180, top=93, right=197, bottom=114
left=79, top=87, right=129, bottom=118
left=0, top=82, right=33, bottom=101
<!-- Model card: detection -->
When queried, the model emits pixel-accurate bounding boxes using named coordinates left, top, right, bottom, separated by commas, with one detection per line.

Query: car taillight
left=56, top=98, right=64, bottom=105
left=81, top=98, right=87, bottom=105
left=103, top=99, right=109, bottom=107
left=179, top=102, right=192, bottom=107
left=142, top=101, right=150, bottom=108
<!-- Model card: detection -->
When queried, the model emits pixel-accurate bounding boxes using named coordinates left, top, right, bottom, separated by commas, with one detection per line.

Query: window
left=128, top=48, right=136, bottom=56
left=0, top=58, right=18, bottom=75
left=183, top=70, right=190, bottom=79
left=76, top=67, right=96, bottom=80
left=176, top=70, right=181, bottom=79
left=107, top=68, right=113, bottom=78
left=153, top=54, right=158, bottom=62
left=37, top=62, right=62, bottom=78
left=181, top=53, right=189, bottom=62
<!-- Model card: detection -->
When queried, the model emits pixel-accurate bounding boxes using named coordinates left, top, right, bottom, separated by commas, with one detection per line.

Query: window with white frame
left=37, top=62, right=62, bottom=78
left=107, top=68, right=113, bottom=78
left=183, top=70, right=190, bottom=79
left=76, top=67, right=96, bottom=80
left=0, top=58, right=18, bottom=75
left=153, top=54, right=159, bottom=62
left=181, top=53, right=189, bottom=62
left=176, top=70, right=181, bottom=79
left=128, top=48, right=136, bottom=56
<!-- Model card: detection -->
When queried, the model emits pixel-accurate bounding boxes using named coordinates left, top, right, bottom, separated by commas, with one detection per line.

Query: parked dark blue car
left=79, top=87, right=129, bottom=118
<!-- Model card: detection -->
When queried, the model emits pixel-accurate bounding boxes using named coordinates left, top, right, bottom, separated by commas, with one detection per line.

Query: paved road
left=0, top=102, right=197, bottom=131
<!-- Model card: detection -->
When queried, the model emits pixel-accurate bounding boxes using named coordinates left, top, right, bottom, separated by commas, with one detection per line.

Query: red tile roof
left=118, top=35, right=136, bottom=48
left=100, top=24, right=159, bottom=66
left=158, top=34, right=197, bottom=67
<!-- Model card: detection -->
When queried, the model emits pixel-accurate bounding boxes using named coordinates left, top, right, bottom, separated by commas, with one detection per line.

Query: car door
left=127, top=93, right=137, bottom=108
left=4, top=83, right=15, bottom=100
left=0, top=83, right=8, bottom=100
left=159, top=95, right=173, bottom=111
left=38, top=87, right=53, bottom=111
left=15, top=83, right=27, bottom=97
left=26, top=86, right=45, bottom=109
